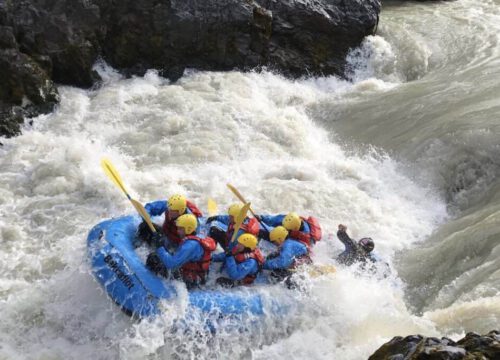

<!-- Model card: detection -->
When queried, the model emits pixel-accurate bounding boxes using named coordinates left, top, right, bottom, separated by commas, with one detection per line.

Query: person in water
left=263, top=225, right=312, bottom=283
left=146, top=214, right=216, bottom=289
left=215, top=233, right=264, bottom=288
left=336, top=224, right=376, bottom=266
left=206, top=203, right=260, bottom=252
left=137, top=194, right=203, bottom=249
left=260, top=212, right=322, bottom=248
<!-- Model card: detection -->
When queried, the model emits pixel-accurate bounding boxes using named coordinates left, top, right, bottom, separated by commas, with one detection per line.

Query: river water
left=0, top=0, right=499, bottom=358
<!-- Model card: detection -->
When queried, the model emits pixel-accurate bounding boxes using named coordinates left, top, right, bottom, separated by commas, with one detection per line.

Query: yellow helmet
left=282, top=212, right=301, bottom=231
left=168, top=194, right=187, bottom=213
left=237, top=233, right=258, bottom=250
left=270, top=226, right=288, bottom=244
left=176, top=214, right=197, bottom=235
left=228, top=203, right=243, bottom=219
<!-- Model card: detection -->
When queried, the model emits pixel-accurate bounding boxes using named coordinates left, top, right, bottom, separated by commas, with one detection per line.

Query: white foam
left=0, top=67, right=448, bottom=358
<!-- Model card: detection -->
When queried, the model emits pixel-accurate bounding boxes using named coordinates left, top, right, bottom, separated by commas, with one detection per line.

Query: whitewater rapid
left=1, top=0, right=499, bottom=359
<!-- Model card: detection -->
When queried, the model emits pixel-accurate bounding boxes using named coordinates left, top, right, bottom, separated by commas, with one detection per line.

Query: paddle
left=207, top=198, right=218, bottom=216
left=226, top=184, right=270, bottom=232
left=100, top=158, right=157, bottom=233
left=305, top=264, right=337, bottom=277
left=230, top=202, right=251, bottom=245
left=218, top=201, right=251, bottom=272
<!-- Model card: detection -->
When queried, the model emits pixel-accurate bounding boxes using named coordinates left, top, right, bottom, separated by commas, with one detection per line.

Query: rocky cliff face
left=0, top=0, right=380, bottom=137
left=369, top=331, right=500, bottom=360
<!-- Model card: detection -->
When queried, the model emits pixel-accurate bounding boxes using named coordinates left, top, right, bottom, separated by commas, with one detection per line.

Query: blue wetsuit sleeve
left=145, top=200, right=168, bottom=217
left=301, top=221, right=311, bottom=234
left=259, top=215, right=285, bottom=228
left=263, top=241, right=307, bottom=270
left=225, top=257, right=258, bottom=281
left=212, top=252, right=226, bottom=262
left=195, top=217, right=202, bottom=234
left=156, top=240, right=202, bottom=269
left=210, top=215, right=230, bottom=225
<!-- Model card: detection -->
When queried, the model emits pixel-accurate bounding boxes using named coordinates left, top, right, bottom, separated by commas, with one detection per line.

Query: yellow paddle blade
left=101, top=158, right=155, bottom=233
left=226, top=183, right=257, bottom=218
left=230, top=202, right=251, bottom=244
left=131, top=199, right=156, bottom=233
left=101, top=158, right=130, bottom=198
left=307, top=264, right=337, bottom=278
left=208, top=198, right=218, bottom=216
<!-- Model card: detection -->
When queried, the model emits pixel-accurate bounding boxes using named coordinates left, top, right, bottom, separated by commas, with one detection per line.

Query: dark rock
left=487, top=331, right=500, bottom=342
left=419, top=346, right=466, bottom=360
left=0, top=49, right=58, bottom=107
left=456, top=331, right=500, bottom=359
left=441, top=337, right=457, bottom=346
left=0, top=0, right=380, bottom=137
left=101, top=0, right=380, bottom=79
left=426, top=337, right=442, bottom=346
left=369, top=331, right=500, bottom=360
left=0, top=48, right=59, bottom=137
left=369, top=336, right=422, bottom=360
left=4, top=0, right=104, bottom=87
left=0, top=25, right=16, bottom=48
left=388, top=355, right=405, bottom=360
left=0, top=103, right=24, bottom=138
left=405, top=335, right=424, bottom=343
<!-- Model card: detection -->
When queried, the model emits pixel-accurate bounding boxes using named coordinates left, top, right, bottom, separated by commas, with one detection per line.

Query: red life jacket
left=288, top=216, right=322, bottom=248
left=224, top=217, right=260, bottom=249
left=162, top=216, right=182, bottom=245
left=305, top=216, right=322, bottom=242
left=186, top=200, right=203, bottom=218
left=162, top=200, right=203, bottom=245
left=289, top=230, right=312, bottom=249
left=180, top=235, right=216, bottom=283
left=233, top=248, right=265, bottom=285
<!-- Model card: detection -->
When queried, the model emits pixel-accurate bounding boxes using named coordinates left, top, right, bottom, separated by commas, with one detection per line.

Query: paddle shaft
left=101, top=158, right=157, bottom=233
left=226, top=184, right=270, bottom=232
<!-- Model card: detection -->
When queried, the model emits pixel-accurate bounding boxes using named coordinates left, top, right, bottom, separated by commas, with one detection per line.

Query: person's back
left=264, top=226, right=311, bottom=270
left=207, top=203, right=260, bottom=251
left=215, top=233, right=264, bottom=287
left=146, top=214, right=216, bottom=288
left=263, top=226, right=312, bottom=287
left=138, top=194, right=203, bottom=248
left=260, top=212, right=321, bottom=248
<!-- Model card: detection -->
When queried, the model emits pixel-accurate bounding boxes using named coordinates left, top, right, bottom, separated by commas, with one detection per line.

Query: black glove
left=258, top=228, right=270, bottom=241
left=267, top=251, right=279, bottom=260
left=146, top=253, right=169, bottom=277
left=206, top=216, right=218, bottom=223
left=137, top=220, right=154, bottom=239
left=151, top=232, right=164, bottom=248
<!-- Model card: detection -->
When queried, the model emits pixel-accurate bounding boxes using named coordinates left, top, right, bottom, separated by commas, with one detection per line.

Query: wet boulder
left=369, top=331, right=500, bottom=360
left=0, top=0, right=381, bottom=137
left=0, top=27, right=59, bottom=137
left=101, top=0, right=381, bottom=79
left=0, top=0, right=103, bottom=137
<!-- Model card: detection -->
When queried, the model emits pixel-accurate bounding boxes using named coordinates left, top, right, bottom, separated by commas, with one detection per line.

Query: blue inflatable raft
left=87, top=214, right=286, bottom=318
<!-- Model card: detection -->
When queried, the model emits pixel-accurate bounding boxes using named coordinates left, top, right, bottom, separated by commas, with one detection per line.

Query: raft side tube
left=189, top=290, right=264, bottom=316
left=90, top=243, right=160, bottom=317
left=87, top=212, right=293, bottom=320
